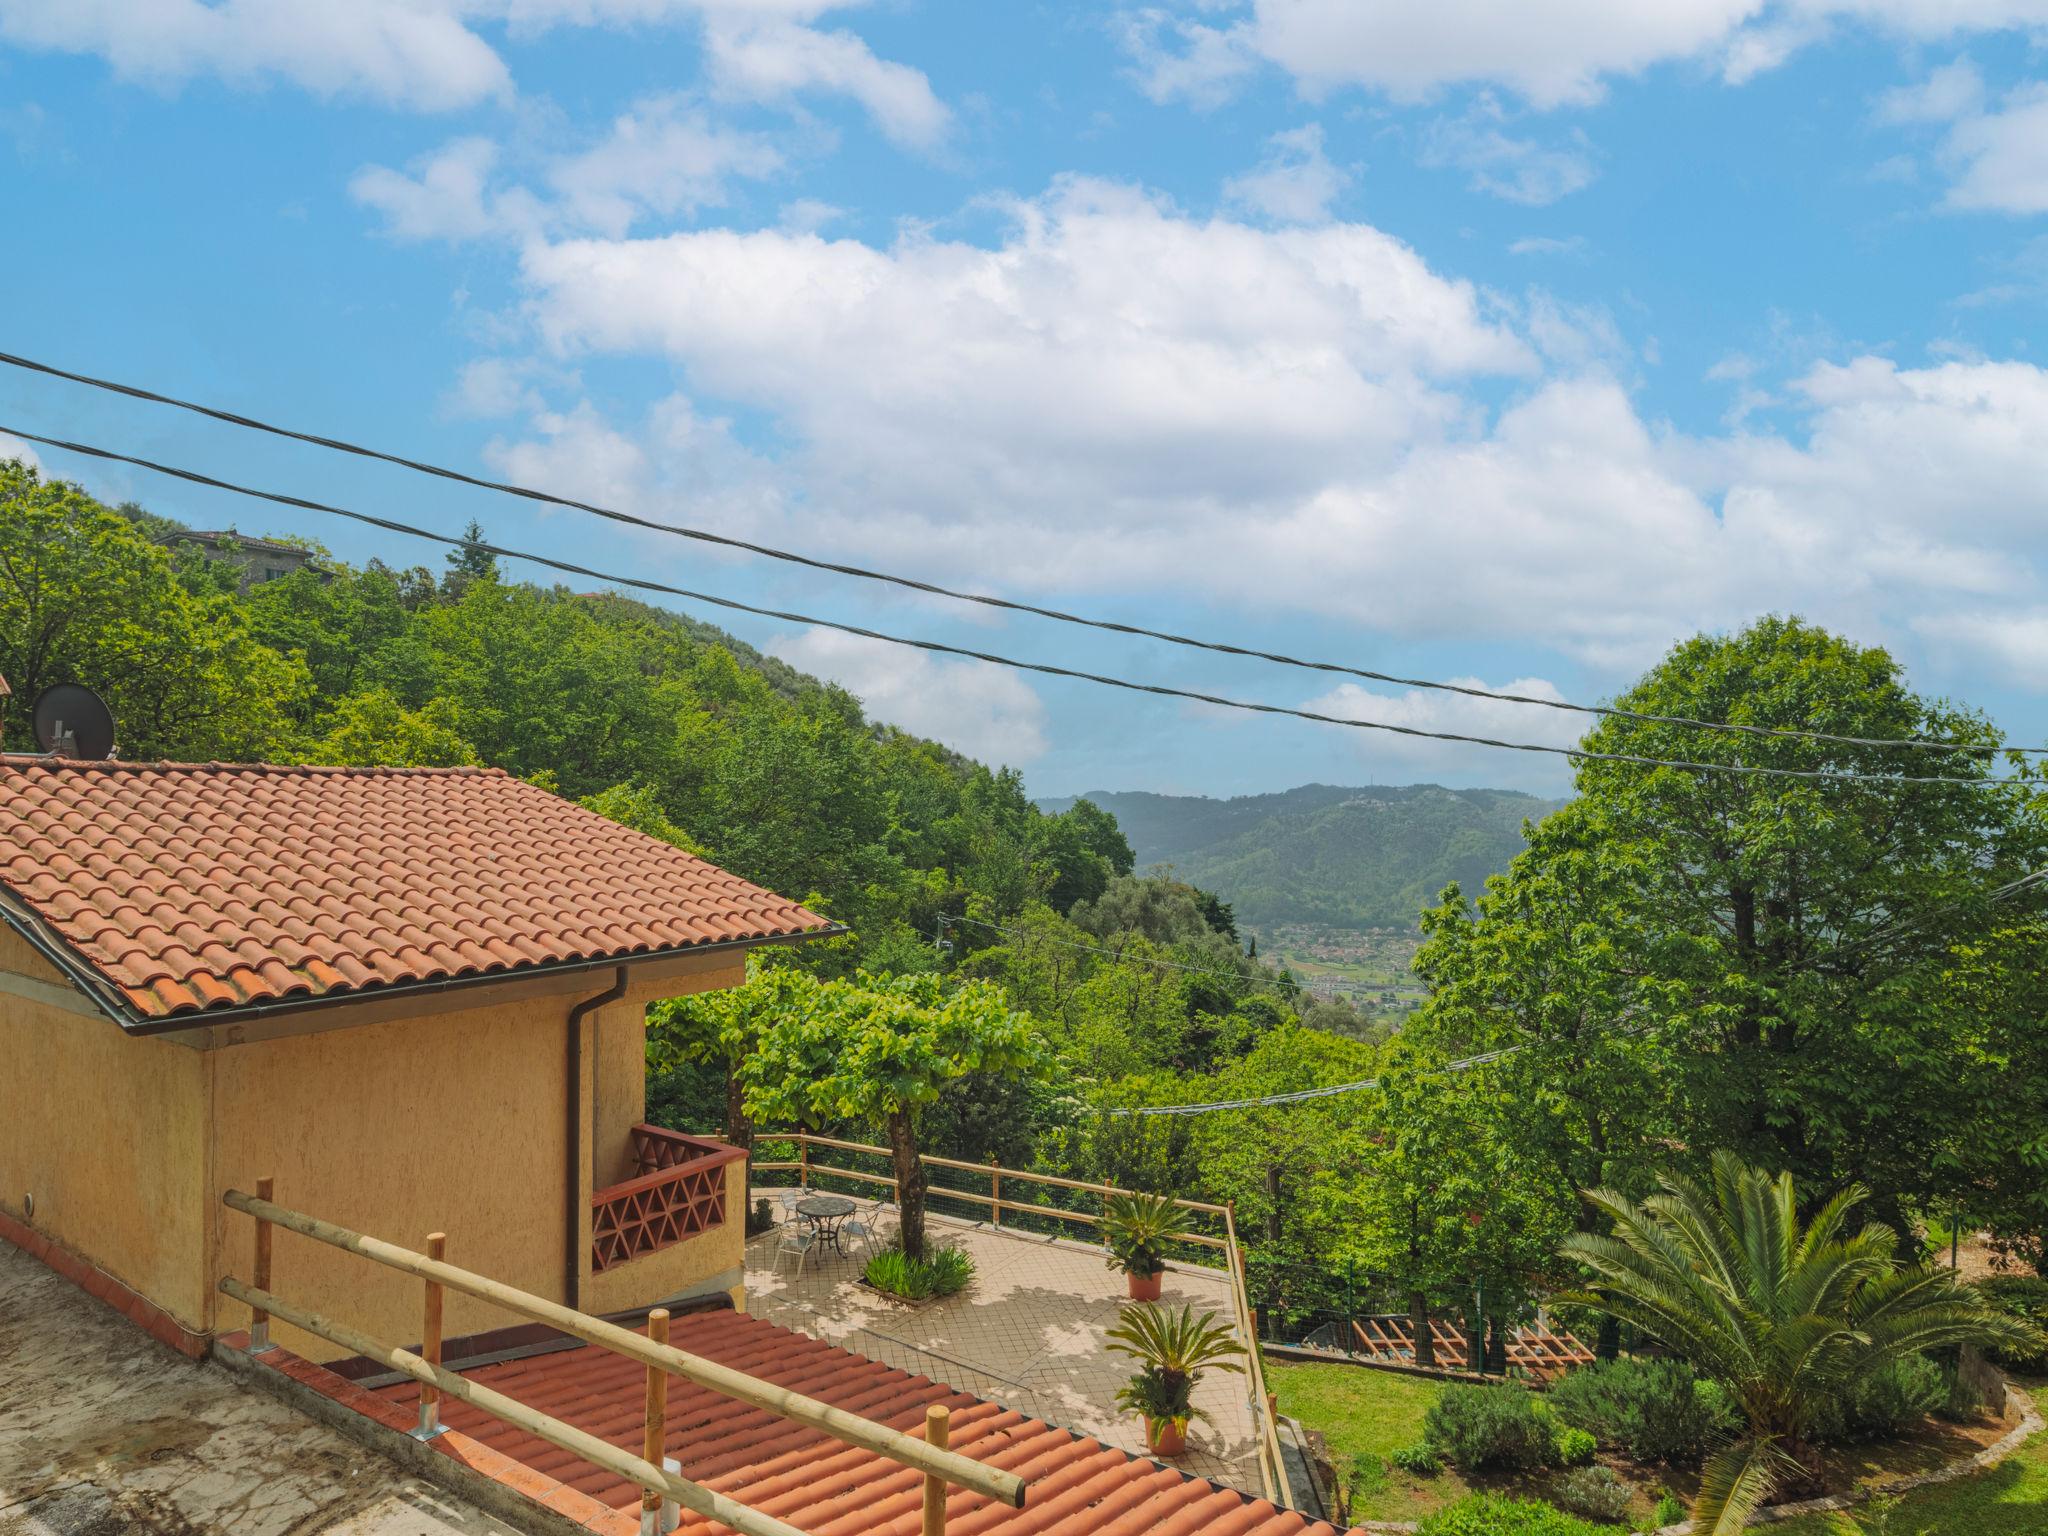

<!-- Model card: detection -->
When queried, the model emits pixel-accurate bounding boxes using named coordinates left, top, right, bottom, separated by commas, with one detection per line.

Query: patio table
left=794, top=1194, right=857, bottom=1255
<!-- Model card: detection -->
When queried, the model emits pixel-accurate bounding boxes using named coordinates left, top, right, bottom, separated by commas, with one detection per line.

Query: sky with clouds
left=3, top=1, right=2048, bottom=799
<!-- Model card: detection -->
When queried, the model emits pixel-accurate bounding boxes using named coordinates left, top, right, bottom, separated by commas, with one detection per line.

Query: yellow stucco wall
left=209, top=952, right=747, bottom=1361
left=208, top=987, right=580, bottom=1359
left=0, top=932, right=212, bottom=1330
left=1, top=932, right=749, bottom=1362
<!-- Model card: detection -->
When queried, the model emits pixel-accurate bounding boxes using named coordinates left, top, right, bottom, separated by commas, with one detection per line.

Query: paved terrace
left=743, top=1200, right=1264, bottom=1493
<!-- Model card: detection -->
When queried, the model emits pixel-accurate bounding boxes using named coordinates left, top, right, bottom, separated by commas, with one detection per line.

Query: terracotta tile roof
left=0, top=757, right=832, bottom=1022
left=373, top=1308, right=1356, bottom=1536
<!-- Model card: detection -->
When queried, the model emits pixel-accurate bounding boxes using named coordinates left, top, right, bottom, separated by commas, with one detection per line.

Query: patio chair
left=839, top=1212, right=881, bottom=1258
left=776, top=1188, right=804, bottom=1223
left=771, top=1226, right=817, bottom=1279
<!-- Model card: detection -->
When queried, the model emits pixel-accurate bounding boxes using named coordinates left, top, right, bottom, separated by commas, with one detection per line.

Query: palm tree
left=1564, top=1152, right=2040, bottom=1536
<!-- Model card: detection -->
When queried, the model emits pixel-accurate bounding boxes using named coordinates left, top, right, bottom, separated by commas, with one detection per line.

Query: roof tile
left=372, top=1309, right=1357, bottom=1536
left=0, top=757, right=832, bottom=1021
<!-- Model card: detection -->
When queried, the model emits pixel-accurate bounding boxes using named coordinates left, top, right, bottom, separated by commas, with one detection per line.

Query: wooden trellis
left=1349, top=1315, right=1596, bottom=1380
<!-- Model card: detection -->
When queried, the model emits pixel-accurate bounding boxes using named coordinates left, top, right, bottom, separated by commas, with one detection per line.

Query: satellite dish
left=31, top=684, right=117, bottom=760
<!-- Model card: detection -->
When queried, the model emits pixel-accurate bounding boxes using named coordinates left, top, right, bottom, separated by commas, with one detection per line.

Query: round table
left=795, top=1194, right=857, bottom=1254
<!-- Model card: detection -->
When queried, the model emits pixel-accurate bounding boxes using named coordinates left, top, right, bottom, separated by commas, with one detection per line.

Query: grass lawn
left=1271, top=1361, right=2043, bottom=1534
left=1268, top=1361, right=1471, bottom=1522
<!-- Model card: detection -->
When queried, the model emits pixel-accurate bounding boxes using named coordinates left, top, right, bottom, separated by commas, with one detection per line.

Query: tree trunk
left=1775, top=1437, right=1827, bottom=1503
left=1408, top=1289, right=1435, bottom=1368
left=1596, top=1314, right=1621, bottom=1362
left=888, top=1109, right=927, bottom=1261
left=1264, top=1164, right=1283, bottom=1246
left=725, top=1065, right=753, bottom=1209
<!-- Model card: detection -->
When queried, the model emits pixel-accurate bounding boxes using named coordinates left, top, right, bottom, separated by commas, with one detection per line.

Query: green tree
left=1565, top=1153, right=2039, bottom=1533
left=442, top=518, right=499, bottom=595
left=1419, top=617, right=2048, bottom=1243
left=740, top=970, right=1045, bottom=1258
left=0, top=463, right=307, bottom=758
left=303, top=689, right=478, bottom=767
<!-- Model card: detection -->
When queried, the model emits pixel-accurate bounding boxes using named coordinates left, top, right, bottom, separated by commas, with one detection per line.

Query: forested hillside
left=9, top=461, right=2046, bottom=1338
left=1040, top=783, right=1560, bottom=930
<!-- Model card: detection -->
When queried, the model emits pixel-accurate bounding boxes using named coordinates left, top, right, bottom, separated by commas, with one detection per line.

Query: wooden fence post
left=799, top=1139, right=810, bottom=1191
left=989, top=1161, right=1002, bottom=1229
left=249, top=1175, right=274, bottom=1351
left=643, top=1309, right=671, bottom=1526
left=921, top=1403, right=950, bottom=1536
left=416, top=1232, right=447, bottom=1438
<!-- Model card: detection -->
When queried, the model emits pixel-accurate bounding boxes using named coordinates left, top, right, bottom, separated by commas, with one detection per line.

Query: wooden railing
left=222, top=1185, right=1026, bottom=1536
left=753, top=1131, right=1289, bottom=1506
left=591, top=1125, right=745, bottom=1274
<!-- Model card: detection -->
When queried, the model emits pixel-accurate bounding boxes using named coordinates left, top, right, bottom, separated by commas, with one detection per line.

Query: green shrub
left=1423, top=1383, right=1556, bottom=1473
left=863, top=1243, right=975, bottom=1300
left=1812, top=1355, right=1943, bottom=1444
left=1981, top=1276, right=2048, bottom=1372
left=1416, top=1493, right=1617, bottom=1535
left=1547, top=1359, right=1722, bottom=1465
left=1549, top=1466, right=1632, bottom=1524
left=1553, top=1427, right=1598, bottom=1467
left=1651, top=1493, right=1686, bottom=1528
left=1391, top=1443, right=1444, bottom=1476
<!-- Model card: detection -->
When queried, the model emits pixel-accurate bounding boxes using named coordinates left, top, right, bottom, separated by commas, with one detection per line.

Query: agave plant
left=1106, top=1301, right=1246, bottom=1450
left=1103, top=1191, right=1190, bottom=1294
left=1564, top=1152, right=2041, bottom=1536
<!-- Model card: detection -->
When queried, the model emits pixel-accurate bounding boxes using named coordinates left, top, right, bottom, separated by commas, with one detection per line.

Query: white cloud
left=1222, top=124, right=1351, bottom=223
left=466, top=175, right=2048, bottom=692
left=1874, top=57, right=1985, bottom=123
left=548, top=96, right=785, bottom=234
left=1869, top=59, right=2048, bottom=215
left=0, top=0, right=511, bottom=111
left=1122, top=1, right=2048, bottom=110
left=768, top=629, right=1049, bottom=764
left=0, top=433, right=41, bottom=473
left=353, top=99, right=785, bottom=242
left=701, top=15, right=950, bottom=149
left=351, top=137, right=545, bottom=243
left=1508, top=234, right=1588, bottom=257
left=0, top=0, right=944, bottom=141
left=1944, top=83, right=2048, bottom=213
left=1303, top=675, right=1583, bottom=785
left=1419, top=100, right=1597, bottom=203
left=1915, top=607, right=2048, bottom=690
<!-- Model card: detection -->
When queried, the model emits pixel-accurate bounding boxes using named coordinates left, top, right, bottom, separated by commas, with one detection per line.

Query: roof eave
left=0, top=894, right=844, bottom=1036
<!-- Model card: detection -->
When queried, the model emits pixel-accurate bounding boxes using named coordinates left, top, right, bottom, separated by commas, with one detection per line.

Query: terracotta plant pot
left=1144, top=1416, right=1187, bottom=1457
left=1127, top=1269, right=1164, bottom=1302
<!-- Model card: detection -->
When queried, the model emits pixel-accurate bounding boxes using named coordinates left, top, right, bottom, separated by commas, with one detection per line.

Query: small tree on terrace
left=741, top=970, right=1045, bottom=1260
left=650, top=961, right=813, bottom=1163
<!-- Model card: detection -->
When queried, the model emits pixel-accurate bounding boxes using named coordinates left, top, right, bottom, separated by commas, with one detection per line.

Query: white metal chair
left=776, top=1188, right=804, bottom=1223
left=771, top=1225, right=817, bottom=1279
left=839, top=1212, right=880, bottom=1258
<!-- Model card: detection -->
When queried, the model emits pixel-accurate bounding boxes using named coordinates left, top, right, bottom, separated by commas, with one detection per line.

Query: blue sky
left=4, top=2, right=2048, bottom=800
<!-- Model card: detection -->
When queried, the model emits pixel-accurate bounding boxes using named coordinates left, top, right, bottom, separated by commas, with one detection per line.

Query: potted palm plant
left=1107, top=1302, right=1246, bottom=1457
left=1103, top=1190, right=1189, bottom=1301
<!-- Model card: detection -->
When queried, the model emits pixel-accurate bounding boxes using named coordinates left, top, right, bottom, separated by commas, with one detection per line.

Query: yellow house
left=0, top=756, right=835, bottom=1362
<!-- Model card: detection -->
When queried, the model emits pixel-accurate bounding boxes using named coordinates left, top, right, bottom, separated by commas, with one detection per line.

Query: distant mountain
left=1037, top=783, right=1565, bottom=932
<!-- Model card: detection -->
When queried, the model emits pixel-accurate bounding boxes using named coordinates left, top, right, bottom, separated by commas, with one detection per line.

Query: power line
left=5, top=420, right=2030, bottom=790
left=1, top=345, right=2034, bottom=761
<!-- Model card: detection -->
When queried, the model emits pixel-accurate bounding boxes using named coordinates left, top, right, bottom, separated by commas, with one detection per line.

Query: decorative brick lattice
left=589, top=1126, right=743, bottom=1274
